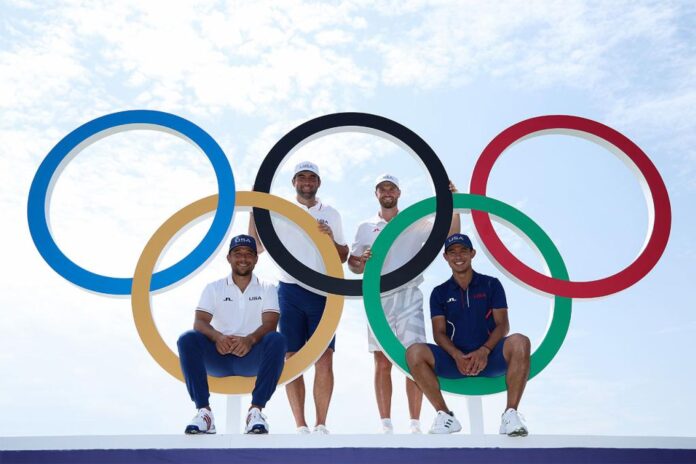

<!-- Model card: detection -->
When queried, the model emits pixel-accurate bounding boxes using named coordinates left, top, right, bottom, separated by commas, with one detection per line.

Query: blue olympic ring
left=27, top=110, right=236, bottom=295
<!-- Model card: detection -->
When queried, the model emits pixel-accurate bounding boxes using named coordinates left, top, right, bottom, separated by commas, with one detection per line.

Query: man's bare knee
left=315, top=349, right=333, bottom=372
left=506, top=334, right=531, bottom=359
left=374, top=351, right=392, bottom=372
left=406, top=343, right=430, bottom=368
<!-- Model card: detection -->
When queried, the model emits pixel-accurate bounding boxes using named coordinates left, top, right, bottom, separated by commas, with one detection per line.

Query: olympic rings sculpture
left=27, top=110, right=671, bottom=395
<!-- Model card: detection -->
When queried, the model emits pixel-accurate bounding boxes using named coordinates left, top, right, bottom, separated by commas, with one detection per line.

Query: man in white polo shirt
left=177, top=235, right=287, bottom=435
left=348, top=174, right=459, bottom=434
left=249, top=161, right=348, bottom=435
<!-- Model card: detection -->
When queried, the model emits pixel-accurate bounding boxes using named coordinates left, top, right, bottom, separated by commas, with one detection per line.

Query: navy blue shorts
left=278, top=282, right=335, bottom=353
left=427, top=337, right=508, bottom=378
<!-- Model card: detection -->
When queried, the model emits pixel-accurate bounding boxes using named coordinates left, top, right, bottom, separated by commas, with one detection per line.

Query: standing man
left=348, top=174, right=460, bottom=434
left=406, top=234, right=531, bottom=436
left=249, top=161, right=348, bottom=434
left=177, top=235, right=287, bottom=435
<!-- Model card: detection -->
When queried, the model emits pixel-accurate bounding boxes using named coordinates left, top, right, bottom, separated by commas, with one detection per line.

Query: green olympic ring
left=363, top=193, right=572, bottom=395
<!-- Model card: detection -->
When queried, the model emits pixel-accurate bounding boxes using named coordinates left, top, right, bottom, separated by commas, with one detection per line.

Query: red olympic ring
left=470, top=115, right=671, bottom=298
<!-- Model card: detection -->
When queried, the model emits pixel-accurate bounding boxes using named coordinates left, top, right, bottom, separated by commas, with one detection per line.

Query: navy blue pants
left=177, top=330, right=287, bottom=409
left=278, top=282, right=335, bottom=352
left=428, top=336, right=509, bottom=378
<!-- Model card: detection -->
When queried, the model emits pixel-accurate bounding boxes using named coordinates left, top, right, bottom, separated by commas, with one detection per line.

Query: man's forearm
left=481, top=324, right=508, bottom=352
left=335, top=243, right=349, bottom=263
left=246, top=319, right=279, bottom=345
left=434, top=332, right=464, bottom=359
left=448, top=212, right=461, bottom=237
left=247, top=213, right=266, bottom=253
left=194, top=318, right=223, bottom=343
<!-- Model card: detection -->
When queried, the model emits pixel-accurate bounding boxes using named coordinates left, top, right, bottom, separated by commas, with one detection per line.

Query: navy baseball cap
left=445, top=233, right=473, bottom=251
left=228, top=234, right=257, bottom=253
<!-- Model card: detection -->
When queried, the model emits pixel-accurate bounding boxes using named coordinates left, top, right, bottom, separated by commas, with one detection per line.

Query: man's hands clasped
left=214, top=333, right=254, bottom=357
left=454, top=347, right=489, bottom=376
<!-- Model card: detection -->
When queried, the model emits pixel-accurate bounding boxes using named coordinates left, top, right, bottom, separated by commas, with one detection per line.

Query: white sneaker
left=245, top=407, right=269, bottom=434
left=428, top=410, right=461, bottom=434
left=499, top=408, right=528, bottom=437
left=381, top=418, right=394, bottom=434
left=296, top=426, right=311, bottom=434
left=409, top=419, right=422, bottom=434
left=313, top=424, right=330, bottom=435
left=185, top=408, right=216, bottom=434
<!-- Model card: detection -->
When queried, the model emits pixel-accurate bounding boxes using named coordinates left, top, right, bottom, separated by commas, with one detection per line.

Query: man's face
left=227, top=247, right=258, bottom=277
left=443, top=243, right=476, bottom=273
left=375, top=181, right=400, bottom=209
left=293, top=171, right=321, bottom=200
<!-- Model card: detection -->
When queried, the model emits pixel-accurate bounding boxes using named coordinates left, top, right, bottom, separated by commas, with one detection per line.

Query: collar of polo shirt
left=447, top=270, right=481, bottom=290
left=227, top=273, right=260, bottom=288
left=294, top=196, right=323, bottom=210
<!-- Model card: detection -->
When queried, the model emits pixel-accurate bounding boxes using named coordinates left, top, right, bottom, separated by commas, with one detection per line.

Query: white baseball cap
left=375, top=173, right=400, bottom=189
left=293, top=161, right=320, bottom=177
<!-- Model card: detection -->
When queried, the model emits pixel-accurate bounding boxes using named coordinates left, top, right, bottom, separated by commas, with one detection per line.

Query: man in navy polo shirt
left=406, top=234, right=531, bottom=436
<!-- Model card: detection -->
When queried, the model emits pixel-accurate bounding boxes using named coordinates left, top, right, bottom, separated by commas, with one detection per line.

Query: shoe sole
left=185, top=427, right=216, bottom=435
left=246, top=425, right=269, bottom=434
left=428, top=426, right=462, bottom=434
left=500, top=428, right=528, bottom=437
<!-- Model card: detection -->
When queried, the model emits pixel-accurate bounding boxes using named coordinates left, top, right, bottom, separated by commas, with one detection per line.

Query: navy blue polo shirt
left=429, top=271, right=508, bottom=352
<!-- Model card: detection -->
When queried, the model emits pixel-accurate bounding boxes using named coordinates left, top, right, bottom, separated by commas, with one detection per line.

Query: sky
left=1, top=0, right=695, bottom=437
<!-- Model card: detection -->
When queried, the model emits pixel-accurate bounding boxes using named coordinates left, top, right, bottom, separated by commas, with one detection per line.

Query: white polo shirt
left=270, top=197, right=346, bottom=286
left=196, top=274, right=279, bottom=336
left=351, top=213, right=432, bottom=290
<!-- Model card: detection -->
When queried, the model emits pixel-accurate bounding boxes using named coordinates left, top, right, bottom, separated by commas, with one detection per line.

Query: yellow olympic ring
left=131, top=191, right=345, bottom=394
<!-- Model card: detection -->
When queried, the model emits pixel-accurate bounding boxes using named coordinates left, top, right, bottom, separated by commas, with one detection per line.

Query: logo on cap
left=375, top=173, right=399, bottom=189
left=229, top=234, right=257, bottom=253
left=293, top=161, right=320, bottom=177
left=445, top=233, right=473, bottom=250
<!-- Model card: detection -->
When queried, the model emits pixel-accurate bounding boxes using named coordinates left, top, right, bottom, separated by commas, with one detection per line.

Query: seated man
left=406, top=234, right=531, bottom=436
left=177, top=235, right=287, bottom=435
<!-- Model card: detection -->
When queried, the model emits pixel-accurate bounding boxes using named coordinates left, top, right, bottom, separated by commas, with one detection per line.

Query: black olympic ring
left=252, top=112, right=453, bottom=297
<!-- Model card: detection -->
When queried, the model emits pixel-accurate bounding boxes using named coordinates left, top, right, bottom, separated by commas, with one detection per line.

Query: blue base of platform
left=3, top=447, right=696, bottom=463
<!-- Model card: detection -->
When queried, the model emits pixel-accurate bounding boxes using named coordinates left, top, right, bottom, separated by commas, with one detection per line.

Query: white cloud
left=32, top=0, right=377, bottom=118
left=607, top=88, right=696, bottom=186
left=370, top=1, right=686, bottom=91
left=365, top=0, right=696, bottom=187
left=2, top=0, right=695, bottom=438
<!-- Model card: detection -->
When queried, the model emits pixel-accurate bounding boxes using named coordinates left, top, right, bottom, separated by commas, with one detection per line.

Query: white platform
left=2, top=434, right=695, bottom=450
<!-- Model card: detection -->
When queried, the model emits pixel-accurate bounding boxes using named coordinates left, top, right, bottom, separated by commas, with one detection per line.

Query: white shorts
left=368, top=286, right=426, bottom=352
